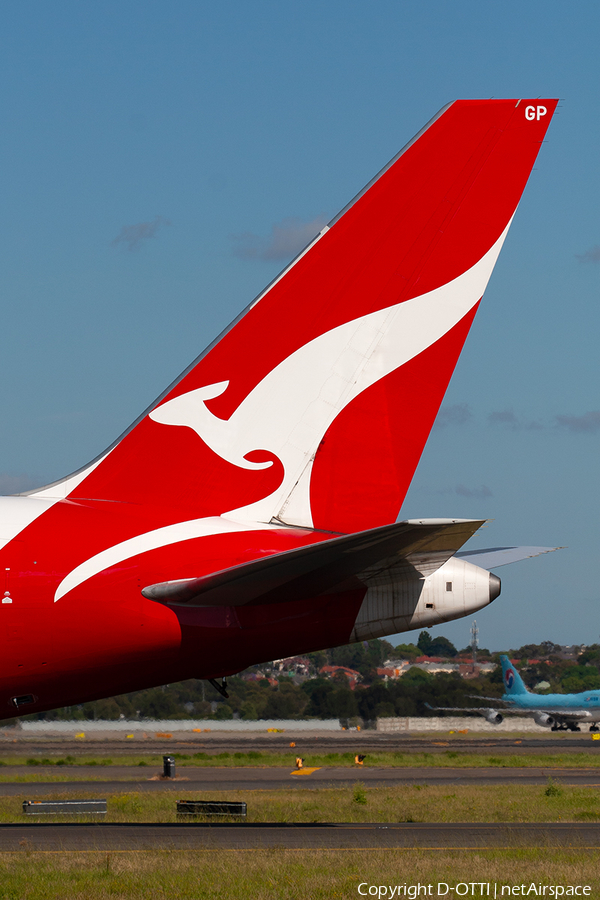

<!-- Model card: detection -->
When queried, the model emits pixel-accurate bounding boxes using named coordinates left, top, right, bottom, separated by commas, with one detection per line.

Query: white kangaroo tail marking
left=54, top=223, right=511, bottom=601
left=150, top=221, right=512, bottom=527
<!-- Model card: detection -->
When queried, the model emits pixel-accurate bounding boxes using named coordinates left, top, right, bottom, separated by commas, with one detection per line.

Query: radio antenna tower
left=470, top=620, right=479, bottom=672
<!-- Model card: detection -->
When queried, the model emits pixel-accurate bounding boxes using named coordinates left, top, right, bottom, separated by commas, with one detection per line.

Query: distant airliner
left=433, top=655, right=600, bottom=732
left=0, top=99, right=558, bottom=719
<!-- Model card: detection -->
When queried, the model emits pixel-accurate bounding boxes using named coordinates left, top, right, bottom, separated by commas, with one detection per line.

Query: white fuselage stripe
left=53, top=516, right=278, bottom=602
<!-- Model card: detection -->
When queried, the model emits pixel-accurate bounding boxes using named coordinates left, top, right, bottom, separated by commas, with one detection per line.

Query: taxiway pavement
left=2, top=822, right=600, bottom=850
left=2, top=765, right=600, bottom=794
left=2, top=734, right=600, bottom=756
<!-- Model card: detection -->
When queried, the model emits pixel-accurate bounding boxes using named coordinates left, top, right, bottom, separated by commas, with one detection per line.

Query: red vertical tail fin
left=34, top=99, right=557, bottom=534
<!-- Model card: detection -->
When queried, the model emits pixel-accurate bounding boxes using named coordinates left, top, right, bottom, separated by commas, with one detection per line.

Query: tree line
left=22, top=636, right=599, bottom=723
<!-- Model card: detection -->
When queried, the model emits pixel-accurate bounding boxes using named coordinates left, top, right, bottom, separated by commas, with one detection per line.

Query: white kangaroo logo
left=150, top=223, right=509, bottom=526
left=54, top=224, right=509, bottom=602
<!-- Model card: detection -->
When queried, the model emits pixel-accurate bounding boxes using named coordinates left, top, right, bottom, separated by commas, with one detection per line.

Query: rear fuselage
left=0, top=99, right=558, bottom=719
left=0, top=496, right=496, bottom=719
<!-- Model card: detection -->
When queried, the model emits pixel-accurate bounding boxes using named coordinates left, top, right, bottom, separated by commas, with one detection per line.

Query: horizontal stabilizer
left=455, top=546, right=561, bottom=570
left=141, top=518, right=484, bottom=608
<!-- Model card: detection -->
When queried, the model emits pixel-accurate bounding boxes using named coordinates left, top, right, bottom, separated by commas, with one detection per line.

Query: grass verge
left=0, top=849, right=598, bottom=900
left=2, top=749, right=600, bottom=770
left=2, top=783, right=600, bottom=824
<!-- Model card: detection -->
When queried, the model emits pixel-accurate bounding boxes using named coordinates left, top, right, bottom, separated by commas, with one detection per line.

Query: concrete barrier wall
left=376, top=716, right=544, bottom=733
left=13, top=716, right=553, bottom=735
left=18, top=719, right=341, bottom=734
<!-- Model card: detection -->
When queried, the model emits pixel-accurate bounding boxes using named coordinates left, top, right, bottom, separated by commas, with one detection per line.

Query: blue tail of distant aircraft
left=500, top=655, right=529, bottom=696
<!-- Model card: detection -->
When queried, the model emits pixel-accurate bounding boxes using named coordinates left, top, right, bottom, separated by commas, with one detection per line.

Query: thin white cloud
left=434, top=403, right=472, bottom=428
left=456, top=484, right=493, bottom=500
left=556, top=411, right=600, bottom=434
left=488, top=409, right=543, bottom=431
left=576, top=245, right=600, bottom=264
left=488, top=409, right=519, bottom=428
left=231, top=215, right=329, bottom=262
left=111, top=216, right=171, bottom=251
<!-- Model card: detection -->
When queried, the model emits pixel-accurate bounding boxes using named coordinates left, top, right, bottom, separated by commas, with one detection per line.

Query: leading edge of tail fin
left=500, top=655, right=529, bottom=696
left=32, top=99, right=558, bottom=533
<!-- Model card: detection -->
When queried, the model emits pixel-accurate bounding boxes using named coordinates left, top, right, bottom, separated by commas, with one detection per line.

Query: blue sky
left=0, top=2, right=598, bottom=650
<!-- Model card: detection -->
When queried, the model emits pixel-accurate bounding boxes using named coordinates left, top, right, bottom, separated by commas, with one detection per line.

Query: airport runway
left=1, top=734, right=599, bottom=756
left=2, top=766, right=600, bottom=794
left=2, top=822, right=600, bottom=850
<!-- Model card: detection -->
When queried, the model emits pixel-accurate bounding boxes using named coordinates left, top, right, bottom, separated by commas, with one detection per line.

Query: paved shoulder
left=2, top=822, right=600, bottom=851
left=2, top=766, right=600, bottom=794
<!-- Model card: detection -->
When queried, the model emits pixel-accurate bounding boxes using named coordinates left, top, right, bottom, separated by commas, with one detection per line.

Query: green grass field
left=0, top=849, right=598, bottom=900
left=2, top=782, right=600, bottom=824
left=2, top=785, right=600, bottom=897
left=1, top=749, right=600, bottom=776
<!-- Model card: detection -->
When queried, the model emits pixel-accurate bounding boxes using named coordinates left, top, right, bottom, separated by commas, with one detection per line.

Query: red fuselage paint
left=0, top=506, right=363, bottom=712
left=0, top=99, right=558, bottom=718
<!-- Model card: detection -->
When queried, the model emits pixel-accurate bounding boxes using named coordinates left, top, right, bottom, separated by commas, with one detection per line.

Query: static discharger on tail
left=0, top=99, right=559, bottom=718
